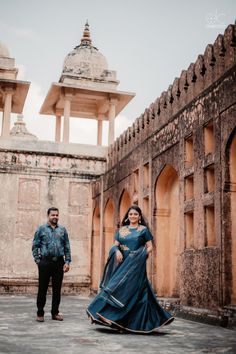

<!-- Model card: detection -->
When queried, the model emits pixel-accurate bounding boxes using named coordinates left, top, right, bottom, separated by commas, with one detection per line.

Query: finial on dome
left=80, top=20, right=92, bottom=46
left=16, top=114, right=24, bottom=123
left=10, top=114, right=38, bottom=140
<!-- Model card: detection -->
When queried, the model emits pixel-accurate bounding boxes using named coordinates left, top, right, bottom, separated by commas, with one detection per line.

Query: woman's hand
left=116, top=250, right=123, bottom=263
left=145, top=240, right=153, bottom=257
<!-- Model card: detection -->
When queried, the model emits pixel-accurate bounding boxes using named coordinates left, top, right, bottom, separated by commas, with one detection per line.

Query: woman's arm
left=146, top=240, right=153, bottom=256
left=114, top=240, right=123, bottom=263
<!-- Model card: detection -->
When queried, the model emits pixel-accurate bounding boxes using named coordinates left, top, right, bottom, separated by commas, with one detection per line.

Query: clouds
left=11, top=64, right=53, bottom=140
left=2, top=0, right=235, bottom=148
left=0, top=22, right=37, bottom=40
left=115, top=115, right=133, bottom=139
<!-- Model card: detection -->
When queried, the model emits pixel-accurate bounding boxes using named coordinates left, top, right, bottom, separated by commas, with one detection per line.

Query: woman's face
left=128, top=209, right=140, bottom=225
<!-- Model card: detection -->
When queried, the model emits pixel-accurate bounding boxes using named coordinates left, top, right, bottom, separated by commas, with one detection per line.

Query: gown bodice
left=115, top=225, right=153, bottom=253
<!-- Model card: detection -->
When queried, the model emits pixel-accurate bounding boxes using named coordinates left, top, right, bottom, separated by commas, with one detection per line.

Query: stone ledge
left=159, top=300, right=236, bottom=330
left=0, top=139, right=108, bottom=159
left=0, top=280, right=90, bottom=297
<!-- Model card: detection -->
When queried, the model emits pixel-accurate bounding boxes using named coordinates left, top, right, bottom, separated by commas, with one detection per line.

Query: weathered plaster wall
left=91, top=23, right=236, bottom=312
left=0, top=144, right=107, bottom=294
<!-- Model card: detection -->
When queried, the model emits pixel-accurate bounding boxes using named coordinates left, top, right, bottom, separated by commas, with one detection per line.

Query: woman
left=87, top=205, right=174, bottom=333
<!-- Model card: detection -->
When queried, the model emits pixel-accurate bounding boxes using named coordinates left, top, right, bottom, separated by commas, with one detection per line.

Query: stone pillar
left=97, top=114, right=103, bottom=145
left=108, top=99, right=117, bottom=146
left=55, top=115, right=61, bottom=142
left=1, top=88, right=13, bottom=138
left=63, top=94, right=73, bottom=143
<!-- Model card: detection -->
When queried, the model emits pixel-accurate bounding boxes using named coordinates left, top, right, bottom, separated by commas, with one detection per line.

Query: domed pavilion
left=0, top=41, right=30, bottom=139
left=40, top=22, right=135, bottom=145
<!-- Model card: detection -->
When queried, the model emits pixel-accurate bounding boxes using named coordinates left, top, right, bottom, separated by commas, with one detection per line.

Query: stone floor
left=0, top=295, right=236, bottom=354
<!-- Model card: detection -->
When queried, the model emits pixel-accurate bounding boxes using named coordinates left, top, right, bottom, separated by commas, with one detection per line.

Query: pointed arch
left=91, top=204, right=100, bottom=290
left=104, top=198, right=115, bottom=261
left=154, top=164, right=180, bottom=297
left=228, top=129, right=236, bottom=304
left=119, top=189, right=131, bottom=222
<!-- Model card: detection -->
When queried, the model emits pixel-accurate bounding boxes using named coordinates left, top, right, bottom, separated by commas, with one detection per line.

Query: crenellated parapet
left=107, top=23, right=236, bottom=169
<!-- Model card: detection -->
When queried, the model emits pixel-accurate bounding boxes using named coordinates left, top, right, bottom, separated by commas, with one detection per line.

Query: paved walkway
left=0, top=295, right=236, bottom=354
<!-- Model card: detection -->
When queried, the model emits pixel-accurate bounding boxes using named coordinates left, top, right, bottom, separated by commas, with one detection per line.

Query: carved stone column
left=97, top=114, right=103, bottom=145
left=55, top=114, right=61, bottom=142
left=108, top=98, right=117, bottom=145
left=1, top=87, right=14, bottom=138
left=63, top=92, right=73, bottom=143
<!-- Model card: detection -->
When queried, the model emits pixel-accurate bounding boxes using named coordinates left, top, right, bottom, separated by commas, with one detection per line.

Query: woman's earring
left=125, top=218, right=129, bottom=222
left=138, top=219, right=141, bottom=224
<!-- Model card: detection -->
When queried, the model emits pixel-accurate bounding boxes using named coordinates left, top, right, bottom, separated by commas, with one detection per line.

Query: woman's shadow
left=94, top=327, right=170, bottom=336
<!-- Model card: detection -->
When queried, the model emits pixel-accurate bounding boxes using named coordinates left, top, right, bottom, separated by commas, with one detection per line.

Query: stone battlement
left=108, top=23, right=236, bottom=169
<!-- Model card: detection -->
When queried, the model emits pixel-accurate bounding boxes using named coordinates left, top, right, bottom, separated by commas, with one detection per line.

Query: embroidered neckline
left=119, top=225, right=146, bottom=238
left=129, top=225, right=146, bottom=232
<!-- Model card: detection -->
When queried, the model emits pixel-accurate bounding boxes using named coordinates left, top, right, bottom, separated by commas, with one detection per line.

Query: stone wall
left=0, top=142, right=107, bottom=294
left=0, top=21, right=236, bottom=323
left=91, top=23, right=236, bottom=313
left=107, top=23, right=236, bottom=169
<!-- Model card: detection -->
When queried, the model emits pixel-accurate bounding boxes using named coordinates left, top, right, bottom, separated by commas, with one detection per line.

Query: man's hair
left=47, top=207, right=59, bottom=216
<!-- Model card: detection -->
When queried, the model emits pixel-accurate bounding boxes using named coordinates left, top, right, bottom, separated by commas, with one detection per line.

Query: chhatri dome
left=40, top=22, right=135, bottom=145
left=0, top=41, right=30, bottom=140
left=60, top=21, right=119, bottom=89
left=0, top=41, right=18, bottom=80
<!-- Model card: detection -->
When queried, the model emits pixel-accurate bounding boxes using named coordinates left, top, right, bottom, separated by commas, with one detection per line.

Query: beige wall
left=154, top=165, right=179, bottom=297
left=0, top=145, right=106, bottom=294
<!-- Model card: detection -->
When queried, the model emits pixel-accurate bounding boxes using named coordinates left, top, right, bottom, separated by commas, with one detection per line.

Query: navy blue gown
left=87, top=225, right=174, bottom=333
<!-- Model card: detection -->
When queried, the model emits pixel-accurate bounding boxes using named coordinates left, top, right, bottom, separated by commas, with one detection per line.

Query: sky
left=0, top=0, right=235, bottom=145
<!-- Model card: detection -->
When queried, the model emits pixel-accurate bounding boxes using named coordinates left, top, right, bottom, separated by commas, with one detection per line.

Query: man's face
left=48, top=211, right=59, bottom=226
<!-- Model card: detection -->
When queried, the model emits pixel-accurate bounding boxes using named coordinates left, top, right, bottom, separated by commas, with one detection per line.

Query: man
left=32, top=207, right=71, bottom=322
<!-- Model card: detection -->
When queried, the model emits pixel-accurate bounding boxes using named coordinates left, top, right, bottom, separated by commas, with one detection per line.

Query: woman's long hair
left=121, top=205, right=148, bottom=227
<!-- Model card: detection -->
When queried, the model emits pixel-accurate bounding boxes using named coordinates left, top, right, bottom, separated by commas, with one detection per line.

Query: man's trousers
left=37, top=257, right=64, bottom=316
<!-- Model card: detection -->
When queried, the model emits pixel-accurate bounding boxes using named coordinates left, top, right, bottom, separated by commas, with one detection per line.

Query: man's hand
left=63, top=263, right=70, bottom=273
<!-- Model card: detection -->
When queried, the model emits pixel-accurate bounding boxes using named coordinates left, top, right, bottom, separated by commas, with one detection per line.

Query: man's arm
left=63, top=228, right=71, bottom=273
left=64, top=228, right=71, bottom=265
left=32, top=228, right=41, bottom=264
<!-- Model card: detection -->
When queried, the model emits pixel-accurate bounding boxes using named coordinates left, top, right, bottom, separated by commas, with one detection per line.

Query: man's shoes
left=36, top=316, right=44, bottom=322
left=52, top=314, right=63, bottom=321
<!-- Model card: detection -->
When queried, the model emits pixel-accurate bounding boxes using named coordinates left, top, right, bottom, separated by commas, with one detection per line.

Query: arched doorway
left=230, top=133, right=236, bottom=304
left=119, top=189, right=131, bottom=222
left=91, top=205, right=100, bottom=290
left=104, top=199, right=115, bottom=261
left=154, top=164, right=179, bottom=297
